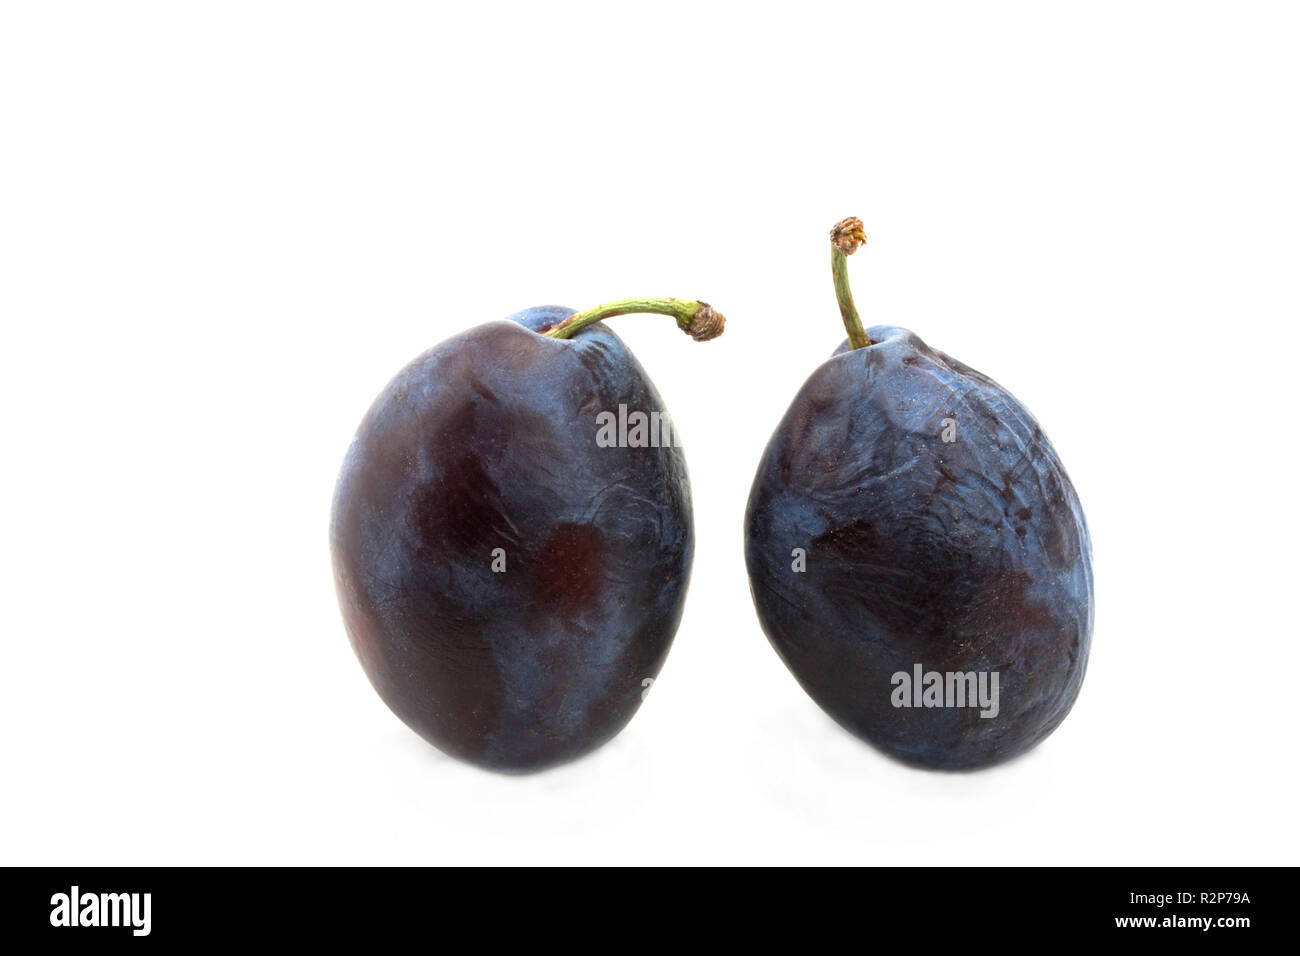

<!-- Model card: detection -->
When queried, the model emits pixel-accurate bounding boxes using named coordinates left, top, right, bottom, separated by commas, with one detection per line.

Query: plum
left=332, top=298, right=724, bottom=772
left=744, top=219, right=1092, bottom=769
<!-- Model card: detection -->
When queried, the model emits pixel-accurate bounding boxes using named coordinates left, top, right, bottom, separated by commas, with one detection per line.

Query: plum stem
left=541, top=298, right=725, bottom=342
left=830, top=217, right=872, bottom=349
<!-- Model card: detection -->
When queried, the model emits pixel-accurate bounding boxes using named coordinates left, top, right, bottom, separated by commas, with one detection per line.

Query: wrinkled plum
left=744, top=221, right=1092, bottom=769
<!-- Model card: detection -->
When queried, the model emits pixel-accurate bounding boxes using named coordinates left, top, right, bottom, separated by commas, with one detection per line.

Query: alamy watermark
left=595, top=404, right=680, bottom=447
left=891, top=664, right=999, bottom=718
left=50, top=886, right=151, bottom=936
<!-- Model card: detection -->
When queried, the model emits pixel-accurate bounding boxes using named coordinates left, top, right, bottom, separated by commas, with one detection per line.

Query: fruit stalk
left=830, top=217, right=871, bottom=349
left=542, top=297, right=725, bottom=342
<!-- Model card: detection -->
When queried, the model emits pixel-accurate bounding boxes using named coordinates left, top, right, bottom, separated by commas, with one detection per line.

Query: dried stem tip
left=830, top=217, right=867, bottom=256
left=684, top=302, right=725, bottom=341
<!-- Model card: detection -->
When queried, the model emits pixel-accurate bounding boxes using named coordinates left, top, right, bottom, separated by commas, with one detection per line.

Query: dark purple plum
left=744, top=220, right=1092, bottom=769
left=332, top=298, right=724, bottom=772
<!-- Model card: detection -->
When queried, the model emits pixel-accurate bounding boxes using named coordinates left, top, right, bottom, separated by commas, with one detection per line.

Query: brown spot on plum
left=531, top=523, right=606, bottom=620
left=931, top=462, right=959, bottom=499
left=813, top=519, right=879, bottom=559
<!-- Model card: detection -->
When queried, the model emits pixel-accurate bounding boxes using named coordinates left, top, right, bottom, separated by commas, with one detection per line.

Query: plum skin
left=744, top=326, right=1093, bottom=769
left=331, top=307, right=692, bottom=772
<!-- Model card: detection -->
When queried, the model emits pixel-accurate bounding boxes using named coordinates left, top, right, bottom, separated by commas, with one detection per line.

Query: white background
left=2, top=2, right=1297, bottom=866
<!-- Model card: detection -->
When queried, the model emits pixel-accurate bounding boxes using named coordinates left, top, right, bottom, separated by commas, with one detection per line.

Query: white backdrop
left=2, top=1, right=1297, bottom=865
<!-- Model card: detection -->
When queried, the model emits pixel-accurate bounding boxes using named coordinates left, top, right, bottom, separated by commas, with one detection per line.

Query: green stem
left=830, top=217, right=871, bottom=349
left=542, top=297, right=724, bottom=342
